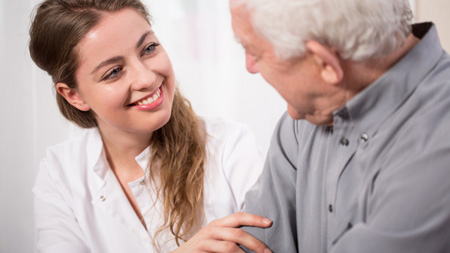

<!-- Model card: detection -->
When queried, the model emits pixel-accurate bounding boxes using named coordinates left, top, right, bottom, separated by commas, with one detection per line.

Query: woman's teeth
left=137, top=89, right=161, bottom=105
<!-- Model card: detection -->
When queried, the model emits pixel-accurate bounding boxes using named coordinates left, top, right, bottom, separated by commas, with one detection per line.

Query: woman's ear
left=56, top=83, right=90, bottom=111
left=306, top=40, right=343, bottom=85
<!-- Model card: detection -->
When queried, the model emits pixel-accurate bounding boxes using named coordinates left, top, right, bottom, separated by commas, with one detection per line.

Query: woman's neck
left=98, top=125, right=152, bottom=178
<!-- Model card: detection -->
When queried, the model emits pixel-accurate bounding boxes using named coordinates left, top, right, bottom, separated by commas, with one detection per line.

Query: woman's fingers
left=173, top=229, right=247, bottom=253
left=205, top=226, right=269, bottom=253
left=209, top=212, right=272, bottom=228
left=173, top=212, right=272, bottom=253
left=197, top=238, right=245, bottom=253
left=207, top=212, right=272, bottom=252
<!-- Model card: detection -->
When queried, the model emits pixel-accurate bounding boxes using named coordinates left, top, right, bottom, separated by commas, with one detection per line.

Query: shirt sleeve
left=221, top=123, right=265, bottom=211
left=240, top=113, right=299, bottom=252
left=33, top=158, right=90, bottom=253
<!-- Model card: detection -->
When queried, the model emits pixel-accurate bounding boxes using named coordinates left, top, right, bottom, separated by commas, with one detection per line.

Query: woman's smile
left=129, top=85, right=164, bottom=111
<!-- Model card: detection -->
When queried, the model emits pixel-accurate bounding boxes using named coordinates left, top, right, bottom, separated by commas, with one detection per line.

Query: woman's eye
left=102, top=66, right=123, bottom=81
left=142, top=42, right=160, bottom=55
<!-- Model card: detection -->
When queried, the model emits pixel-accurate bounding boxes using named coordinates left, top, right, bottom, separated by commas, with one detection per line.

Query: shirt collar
left=135, top=146, right=150, bottom=174
left=335, top=23, right=443, bottom=136
left=86, top=128, right=106, bottom=179
left=87, top=128, right=151, bottom=182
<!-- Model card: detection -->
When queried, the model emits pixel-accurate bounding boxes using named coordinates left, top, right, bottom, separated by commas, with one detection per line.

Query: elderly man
left=230, top=0, right=450, bottom=252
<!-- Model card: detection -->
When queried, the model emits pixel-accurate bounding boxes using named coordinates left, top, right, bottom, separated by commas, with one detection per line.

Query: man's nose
left=245, top=52, right=259, bottom=74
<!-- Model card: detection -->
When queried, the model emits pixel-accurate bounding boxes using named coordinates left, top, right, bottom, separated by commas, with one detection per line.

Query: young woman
left=29, top=0, right=271, bottom=252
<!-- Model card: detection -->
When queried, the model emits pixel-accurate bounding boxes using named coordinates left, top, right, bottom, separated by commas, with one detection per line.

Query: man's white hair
left=235, top=0, right=413, bottom=61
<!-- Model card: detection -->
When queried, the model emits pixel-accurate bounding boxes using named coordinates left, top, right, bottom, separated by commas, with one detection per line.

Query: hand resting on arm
left=172, top=212, right=272, bottom=253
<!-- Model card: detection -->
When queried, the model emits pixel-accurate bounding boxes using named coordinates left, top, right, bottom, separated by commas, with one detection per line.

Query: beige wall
left=415, top=0, right=450, bottom=51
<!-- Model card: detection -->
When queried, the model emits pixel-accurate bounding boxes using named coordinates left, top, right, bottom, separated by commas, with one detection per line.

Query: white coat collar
left=86, top=127, right=151, bottom=183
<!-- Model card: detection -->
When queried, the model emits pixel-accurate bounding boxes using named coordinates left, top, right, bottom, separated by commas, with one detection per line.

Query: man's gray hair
left=236, top=0, right=413, bottom=61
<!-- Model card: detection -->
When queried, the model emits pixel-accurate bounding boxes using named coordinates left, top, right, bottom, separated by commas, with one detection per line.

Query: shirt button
left=328, top=204, right=333, bottom=213
left=140, top=179, right=145, bottom=185
left=340, top=138, right=349, bottom=146
left=360, top=133, right=369, bottom=143
left=100, top=195, right=106, bottom=202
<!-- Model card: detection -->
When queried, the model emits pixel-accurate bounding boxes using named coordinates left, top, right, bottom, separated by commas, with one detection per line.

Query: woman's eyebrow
left=136, top=30, right=154, bottom=49
left=91, top=56, right=123, bottom=74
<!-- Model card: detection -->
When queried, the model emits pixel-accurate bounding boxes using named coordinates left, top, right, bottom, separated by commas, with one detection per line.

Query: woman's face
left=71, top=8, right=175, bottom=140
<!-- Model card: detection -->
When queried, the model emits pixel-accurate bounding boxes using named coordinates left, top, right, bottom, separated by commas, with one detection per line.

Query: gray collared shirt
left=242, top=23, right=450, bottom=252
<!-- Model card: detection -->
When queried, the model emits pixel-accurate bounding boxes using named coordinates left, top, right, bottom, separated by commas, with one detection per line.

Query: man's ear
left=56, top=83, right=90, bottom=111
left=306, top=40, right=343, bottom=85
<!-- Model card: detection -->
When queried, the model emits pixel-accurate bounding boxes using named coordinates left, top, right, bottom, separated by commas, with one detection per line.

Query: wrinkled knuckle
left=235, top=211, right=245, bottom=220
left=201, top=225, right=214, bottom=236
left=232, top=228, right=245, bottom=238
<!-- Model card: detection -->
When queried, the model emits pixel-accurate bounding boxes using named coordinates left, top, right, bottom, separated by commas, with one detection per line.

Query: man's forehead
left=231, top=18, right=253, bottom=50
left=230, top=3, right=254, bottom=39
left=231, top=5, right=271, bottom=53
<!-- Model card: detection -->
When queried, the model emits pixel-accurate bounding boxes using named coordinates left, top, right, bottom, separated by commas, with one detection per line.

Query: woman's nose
left=131, top=61, right=157, bottom=90
left=245, top=52, right=259, bottom=74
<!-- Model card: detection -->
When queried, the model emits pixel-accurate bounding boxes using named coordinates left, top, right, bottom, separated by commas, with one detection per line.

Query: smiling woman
left=55, top=8, right=176, bottom=140
left=28, top=0, right=271, bottom=252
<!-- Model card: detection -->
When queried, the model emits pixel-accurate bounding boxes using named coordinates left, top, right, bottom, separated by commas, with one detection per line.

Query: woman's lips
left=130, top=86, right=164, bottom=111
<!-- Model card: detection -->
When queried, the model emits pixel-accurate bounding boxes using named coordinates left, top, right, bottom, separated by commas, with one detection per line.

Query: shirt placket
left=128, top=175, right=154, bottom=244
left=326, top=115, right=358, bottom=249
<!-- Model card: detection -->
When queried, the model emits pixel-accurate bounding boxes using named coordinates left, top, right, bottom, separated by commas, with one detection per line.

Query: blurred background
left=1, top=0, right=448, bottom=251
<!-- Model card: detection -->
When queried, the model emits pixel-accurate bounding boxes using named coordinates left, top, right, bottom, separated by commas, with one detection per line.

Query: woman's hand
left=173, top=212, right=272, bottom=253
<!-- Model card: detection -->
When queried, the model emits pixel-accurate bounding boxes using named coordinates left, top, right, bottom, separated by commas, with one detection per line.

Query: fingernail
left=264, top=248, right=272, bottom=253
left=263, top=218, right=272, bottom=225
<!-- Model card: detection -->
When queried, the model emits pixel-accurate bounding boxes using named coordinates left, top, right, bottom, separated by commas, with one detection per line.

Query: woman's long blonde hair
left=29, top=0, right=206, bottom=245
